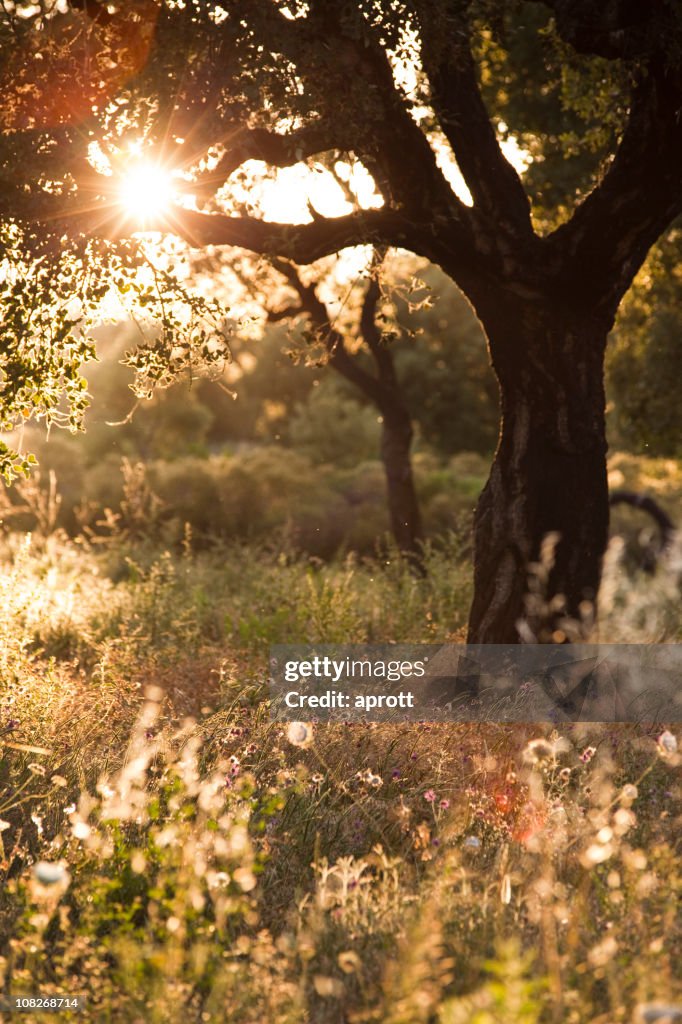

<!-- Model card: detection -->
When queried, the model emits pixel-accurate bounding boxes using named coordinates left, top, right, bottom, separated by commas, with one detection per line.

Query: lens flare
left=119, top=162, right=174, bottom=223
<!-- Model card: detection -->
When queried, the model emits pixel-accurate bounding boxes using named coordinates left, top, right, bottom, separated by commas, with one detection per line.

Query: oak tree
left=3, top=0, right=682, bottom=641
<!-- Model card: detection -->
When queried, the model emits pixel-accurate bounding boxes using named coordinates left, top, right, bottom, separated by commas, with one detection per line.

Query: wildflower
left=27, top=762, right=46, bottom=777
left=366, top=773, right=383, bottom=789
left=559, top=767, right=571, bottom=782
left=623, top=848, right=647, bottom=871
left=656, top=730, right=678, bottom=757
left=588, top=935, right=618, bottom=967
left=72, top=821, right=91, bottom=840
left=580, top=746, right=597, bottom=764
left=0, top=820, right=10, bottom=832
left=522, top=738, right=554, bottom=764
left=233, top=867, right=257, bottom=892
left=50, top=775, right=67, bottom=788
left=286, top=722, right=313, bottom=749
left=581, top=842, right=613, bottom=867
left=512, top=800, right=547, bottom=845
left=620, top=783, right=638, bottom=804
left=391, top=768, right=401, bottom=779
left=423, top=789, right=436, bottom=803
left=462, top=835, right=481, bottom=851
left=439, top=798, right=450, bottom=810
left=338, top=951, right=361, bottom=974
left=613, top=808, right=636, bottom=835
left=32, top=861, right=69, bottom=887
left=494, top=792, right=512, bottom=814
left=130, top=851, right=146, bottom=873
left=313, top=976, right=344, bottom=998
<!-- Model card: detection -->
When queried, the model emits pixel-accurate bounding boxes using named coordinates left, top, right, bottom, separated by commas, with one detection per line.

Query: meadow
left=0, top=454, right=680, bottom=1023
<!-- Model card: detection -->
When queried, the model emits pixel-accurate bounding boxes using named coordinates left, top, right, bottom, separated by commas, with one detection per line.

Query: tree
left=267, top=258, right=425, bottom=563
left=4, top=0, right=682, bottom=641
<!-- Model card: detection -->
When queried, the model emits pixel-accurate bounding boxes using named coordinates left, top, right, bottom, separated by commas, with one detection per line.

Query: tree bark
left=379, top=399, right=424, bottom=567
left=467, top=301, right=610, bottom=643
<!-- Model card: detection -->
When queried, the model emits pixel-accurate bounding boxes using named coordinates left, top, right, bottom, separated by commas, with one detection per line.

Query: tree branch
left=549, top=66, right=682, bottom=314
left=414, top=1, right=532, bottom=240
left=269, top=259, right=393, bottom=408
left=227, top=0, right=471, bottom=233
left=168, top=207, right=406, bottom=264
left=191, top=123, right=341, bottom=196
left=35, top=200, right=408, bottom=265
left=359, top=276, right=398, bottom=386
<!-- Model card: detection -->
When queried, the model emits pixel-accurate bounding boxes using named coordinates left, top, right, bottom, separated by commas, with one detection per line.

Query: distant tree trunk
left=378, top=394, right=424, bottom=567
left=467, top=300, right=610, bottom=643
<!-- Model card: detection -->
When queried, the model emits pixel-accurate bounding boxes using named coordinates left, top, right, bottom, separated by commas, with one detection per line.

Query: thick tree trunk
left=467, top=303, right=610, bottom=643
left=380, top=402, right=424, bottom=565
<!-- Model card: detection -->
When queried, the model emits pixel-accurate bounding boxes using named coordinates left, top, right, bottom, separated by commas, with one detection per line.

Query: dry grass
left=0, top=520, right=680, bottom=1023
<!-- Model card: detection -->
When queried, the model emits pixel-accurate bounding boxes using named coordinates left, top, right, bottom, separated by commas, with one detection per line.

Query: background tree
left=267, top=258, right=425, bottom=563
left=4, top=0, right=682, bottom=641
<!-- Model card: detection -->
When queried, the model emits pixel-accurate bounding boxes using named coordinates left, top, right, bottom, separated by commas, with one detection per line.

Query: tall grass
left=0, top=514, right=680, bottom=1022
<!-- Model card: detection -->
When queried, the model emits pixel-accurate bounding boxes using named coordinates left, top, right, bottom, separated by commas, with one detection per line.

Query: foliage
left=607, top=225, right=682, bottom=457
left=1, top=437, right=490, bottom=557
left=0, top=224, right=230, bottom=483
left=474, top=1, right=632, bottom=230
left=388, top=263, right=498, bottom=455
left=288, top=382, right=382, bottom=468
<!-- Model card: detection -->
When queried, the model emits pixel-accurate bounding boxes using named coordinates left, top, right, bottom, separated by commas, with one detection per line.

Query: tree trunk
left=467, top=302, right=610, bottom=643
left=379, top=401, right=424, bottom=567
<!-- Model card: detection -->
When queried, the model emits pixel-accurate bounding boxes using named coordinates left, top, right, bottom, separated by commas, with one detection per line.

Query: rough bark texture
left=467, top=301, right=610, bottom=643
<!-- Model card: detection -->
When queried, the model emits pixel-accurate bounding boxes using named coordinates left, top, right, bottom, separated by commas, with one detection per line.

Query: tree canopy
left=3, top=0, right=682, bottom=640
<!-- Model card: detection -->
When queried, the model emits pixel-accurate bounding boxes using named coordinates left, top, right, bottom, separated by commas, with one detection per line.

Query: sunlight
left=118, top=161, right=175, bottom=223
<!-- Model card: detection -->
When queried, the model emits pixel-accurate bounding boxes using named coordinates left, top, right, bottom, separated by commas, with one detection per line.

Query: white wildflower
left=286, top=721, right=313, bottom=748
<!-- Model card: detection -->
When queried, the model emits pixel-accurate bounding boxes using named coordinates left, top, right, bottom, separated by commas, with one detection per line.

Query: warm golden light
left=118, top=162, right=175, bottom=223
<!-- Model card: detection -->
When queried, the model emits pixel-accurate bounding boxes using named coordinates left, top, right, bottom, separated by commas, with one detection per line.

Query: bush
left=288, top=384, right=381, bottom=468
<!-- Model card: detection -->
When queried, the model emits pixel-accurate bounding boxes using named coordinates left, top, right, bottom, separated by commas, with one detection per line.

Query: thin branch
left=268, top=257, right=408, bottom=416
